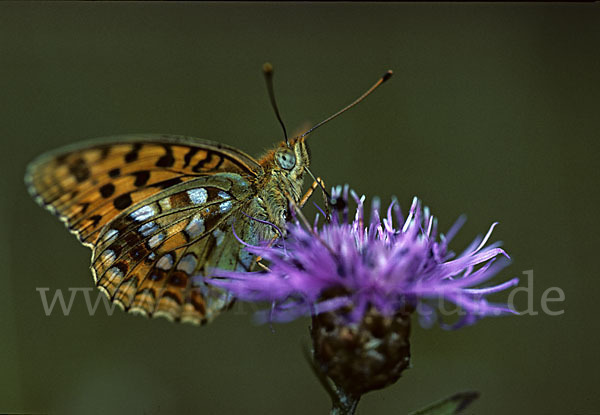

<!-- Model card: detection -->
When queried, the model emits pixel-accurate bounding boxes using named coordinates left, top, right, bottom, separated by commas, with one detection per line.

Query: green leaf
left=408, top=391, right=480, bottom=415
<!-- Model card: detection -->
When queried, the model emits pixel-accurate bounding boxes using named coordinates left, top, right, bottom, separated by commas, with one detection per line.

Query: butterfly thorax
left=251, top=137, right=310, bottom=240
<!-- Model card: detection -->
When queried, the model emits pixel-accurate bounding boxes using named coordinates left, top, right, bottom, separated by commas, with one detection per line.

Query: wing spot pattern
left=147, top=232, right=165, bottom=249
left=138, top=221, right=158, bottom=237
left=184, top=214, right=205, bottom=239
left=99, top=183, right=115, bottom=198
left=177, top=253, right=198, bottom=274
left=219, top=200, right=233, bottom=213
left=156, top=254, right=174, bottom=271
left=155, top=146, right=175, bottom=168
left=133, top=170, right=150, bottom=187
left=130, top=205, right=156, bottom=222
left=102, top=229, right=119, bottom=244
left=69, top=158, right=90, bottom=183
left=187, top=188, right=208, bottom=205
left=113, top=193, right=133, bottom=210
left=124, top=143, right=142, bottom=163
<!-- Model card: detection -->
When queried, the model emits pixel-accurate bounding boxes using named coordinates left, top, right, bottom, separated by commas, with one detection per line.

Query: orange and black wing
left=25, top=134, right=263, bottom=247
left=25, top=134, right=263, bottom=324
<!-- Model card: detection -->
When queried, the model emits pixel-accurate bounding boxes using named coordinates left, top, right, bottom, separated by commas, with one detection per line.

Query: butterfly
left=25, top=66, right=392, bottom=326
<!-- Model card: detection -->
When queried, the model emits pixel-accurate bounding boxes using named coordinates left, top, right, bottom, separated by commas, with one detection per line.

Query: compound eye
left=276, top=149, right=296, bottom=170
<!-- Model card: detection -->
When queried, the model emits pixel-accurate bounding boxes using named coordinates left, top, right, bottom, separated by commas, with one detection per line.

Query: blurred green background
left=1, top=3, right=599, bottom=414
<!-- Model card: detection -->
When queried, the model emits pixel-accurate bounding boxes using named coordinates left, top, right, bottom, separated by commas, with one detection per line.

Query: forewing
left=25, top=134, right=262, bottom=247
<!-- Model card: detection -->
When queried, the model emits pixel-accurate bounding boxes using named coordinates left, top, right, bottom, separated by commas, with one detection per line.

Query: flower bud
left=311, top=306, right=412, bottom=396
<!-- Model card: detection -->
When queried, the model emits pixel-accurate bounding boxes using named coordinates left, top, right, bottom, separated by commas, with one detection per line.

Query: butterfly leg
left=256, top=260, right=271, bottom=271
left=299, top=177, right=326, bottom=209
left=299, top=177, right=332, bottom=222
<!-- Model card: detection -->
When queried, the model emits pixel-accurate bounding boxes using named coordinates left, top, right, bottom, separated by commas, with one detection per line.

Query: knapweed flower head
left=209, top=185, right=519, bottom=330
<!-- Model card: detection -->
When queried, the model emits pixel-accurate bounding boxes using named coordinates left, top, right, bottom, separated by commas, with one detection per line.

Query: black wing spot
left=133, top=170, right=150, bottom=187
left=183, top=147, right=199, bottom=168
left=99, top=183, right=115, bottom=198
left=192, top=152, right=213, bottom=172
left=79, top=202, right=90, bottom=214
left=113, top=193, right=133, bottom=210
left=69, top=159, right=90, bottom=183
left=156, top=146, right=175, bottom=168
left=152, top=177, right=182, bottom=189
left=108, top=168, right=121, bottom=178
left=89, top=214, right=102, bottom=227
left=124, top=143, right=142, bottom=163
left=214, top=155, right=224, bottom=170
left=99, top=146, right=110, bottom=160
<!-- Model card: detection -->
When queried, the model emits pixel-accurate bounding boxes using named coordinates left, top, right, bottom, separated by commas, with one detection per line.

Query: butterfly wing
left=26, top=135, right=264, bottom=324
left=25, top=134, right=263, bottom=246
left=91, top=175, right=258, bottom=324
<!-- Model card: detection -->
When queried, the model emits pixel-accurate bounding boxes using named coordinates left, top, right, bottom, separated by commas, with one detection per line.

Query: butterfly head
left=259, top=136, right=310, bottom=202
left=280, top=136, right=310, bottom=174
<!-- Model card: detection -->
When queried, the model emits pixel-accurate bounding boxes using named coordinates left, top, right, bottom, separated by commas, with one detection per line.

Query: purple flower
left=208, top=185, right=519, bottom=329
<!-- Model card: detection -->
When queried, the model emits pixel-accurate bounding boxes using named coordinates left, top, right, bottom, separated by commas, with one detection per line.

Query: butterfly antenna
left=299, top=70, right=393, bottom=139
left=263, top=62, right=289, bottom=145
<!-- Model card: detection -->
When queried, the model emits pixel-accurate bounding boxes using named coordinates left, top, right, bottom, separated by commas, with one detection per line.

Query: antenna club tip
left=382, top=70, right=393, bottom=82
left=263, top=62, right=274, bottom=75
